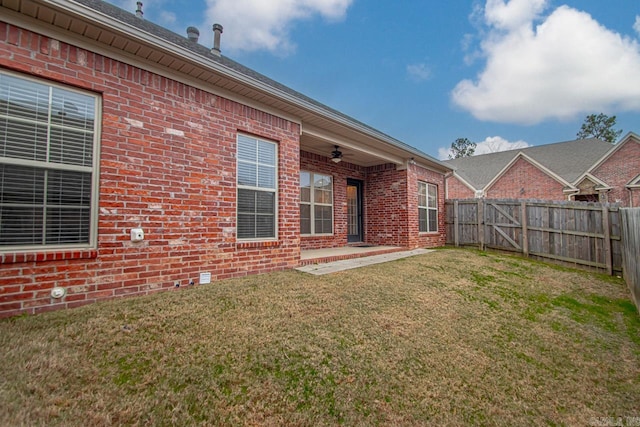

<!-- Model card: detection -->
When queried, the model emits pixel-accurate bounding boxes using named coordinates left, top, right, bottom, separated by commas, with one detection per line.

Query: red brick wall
left=591, top=137, right=640, bottom=206
left=365, top=164, right=409, bottom=247
left=407, top=164, right=447, bottom=248
left=0, top=23, right=300, bottom=317
left=485, top=157, right=566, bottom=200
left=446, top=175, right=476, bottom=199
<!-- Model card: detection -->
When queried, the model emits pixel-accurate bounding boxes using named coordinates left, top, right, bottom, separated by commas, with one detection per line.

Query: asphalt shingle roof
left=445, top=138, right=613, bottom=189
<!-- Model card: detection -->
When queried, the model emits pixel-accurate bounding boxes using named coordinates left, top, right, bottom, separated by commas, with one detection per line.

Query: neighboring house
left=0, top=0, right=451, bottom=317
left=445, top=134, right=640, bottom=206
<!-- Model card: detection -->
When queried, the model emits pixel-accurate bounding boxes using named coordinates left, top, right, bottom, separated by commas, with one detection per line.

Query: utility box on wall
left=130, top=228, right=144, bottom=242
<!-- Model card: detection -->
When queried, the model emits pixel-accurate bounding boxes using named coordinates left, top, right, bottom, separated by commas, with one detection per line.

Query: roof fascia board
left=401, top=159, right=451, bottom=174
left=626, top=174, right=640, bottom=188
left=43, top=0, right=444, bottom=164
left=483, top=152, right=573, bottom=192
left=587, top=132, right=639, bottom=174
left=411, top=160, right=451, bottom=174
left=1, top=5, right=304, bottom=127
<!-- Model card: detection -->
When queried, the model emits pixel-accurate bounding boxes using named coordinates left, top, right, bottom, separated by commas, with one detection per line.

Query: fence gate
left=483, top=201, right=524, bottom=252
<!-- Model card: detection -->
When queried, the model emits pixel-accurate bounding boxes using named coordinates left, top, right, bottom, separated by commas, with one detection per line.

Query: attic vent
left=135, top=1, right=143, bottom=19
left=187, top=26, right=200, bottom=42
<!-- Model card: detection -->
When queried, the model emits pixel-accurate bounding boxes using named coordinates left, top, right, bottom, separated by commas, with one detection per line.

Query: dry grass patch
left=1, top=248, right=638, bottom=426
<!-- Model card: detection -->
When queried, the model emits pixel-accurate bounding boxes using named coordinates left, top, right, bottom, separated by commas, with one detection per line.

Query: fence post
left=453, top=200, right=459, bottom=247
left=521, top=201, right=529, bottom=257
left=602, top=205, right=612, bottom=275
left=478, top=199, right=485, bottom=251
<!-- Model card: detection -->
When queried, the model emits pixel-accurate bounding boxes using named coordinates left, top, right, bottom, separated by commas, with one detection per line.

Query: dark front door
left=346, top=179, right=363, bottom=243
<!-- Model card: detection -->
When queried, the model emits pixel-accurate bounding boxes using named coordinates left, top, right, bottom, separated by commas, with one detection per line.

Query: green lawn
left=1, top=248, right=638, bottom=426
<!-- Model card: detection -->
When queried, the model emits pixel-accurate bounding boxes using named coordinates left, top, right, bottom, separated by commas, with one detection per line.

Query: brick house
left=445, top=134, right=640, bottom=206
left=0, top=0, right=451, bottom=317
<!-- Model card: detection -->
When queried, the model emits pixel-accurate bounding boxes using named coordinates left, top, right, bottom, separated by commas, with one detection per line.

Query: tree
left=449, top=137, right=476, bottom=159
left=576, top=113, right=623, bottom=143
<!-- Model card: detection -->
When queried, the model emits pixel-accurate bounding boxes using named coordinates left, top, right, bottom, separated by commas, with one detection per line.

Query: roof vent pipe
left=135, top=1, right=143, bottom=19
left=187, top=26, right=200, bottom=43
left=212, top=23, right=223, bottom=56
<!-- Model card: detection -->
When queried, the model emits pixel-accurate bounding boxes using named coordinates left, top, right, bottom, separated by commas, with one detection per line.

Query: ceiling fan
left=331, top=145, right=343, bottom=163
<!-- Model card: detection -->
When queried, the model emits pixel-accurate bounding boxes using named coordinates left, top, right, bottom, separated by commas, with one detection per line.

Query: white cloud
left=202, top=0, right=353, bottom=54
left=483, top=0, right=547, bottom=30
left=474, top=136, right=529, bottom=155
left=159, top=11, right=177, bottom=25
left=437, top=147, right=451, bottom=160
left=438, top=136, right=529, bottom=160
left=634, top=15, right=640, bottom=36
left=452, top=1, right=640, bottom=124
left=406, top=63, right=432, bottom=82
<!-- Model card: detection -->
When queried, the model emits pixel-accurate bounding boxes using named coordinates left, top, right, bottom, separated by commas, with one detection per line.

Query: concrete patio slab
left=295, top=248, right=434, bottom=275
left=300, top=245, right=401, bottom=261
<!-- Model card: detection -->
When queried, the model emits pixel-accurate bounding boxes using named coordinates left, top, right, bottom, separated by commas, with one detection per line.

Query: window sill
left=236, top=241, right=280, bottom=249
left=0, top=249, right=98, bottom=264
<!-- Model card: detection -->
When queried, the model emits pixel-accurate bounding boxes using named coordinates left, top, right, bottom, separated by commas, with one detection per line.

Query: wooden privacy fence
left=445, top=199, right=622, bottom=274
left=620, top=208, right=640, bottom=312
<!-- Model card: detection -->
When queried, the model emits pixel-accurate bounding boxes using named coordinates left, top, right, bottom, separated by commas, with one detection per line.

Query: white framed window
left=237, top=134, right=277, bottom=240
left=300, top=171, right=333, bottom=235
left=0, top=71, right=100, bottom=251
left=418, top=181, right=438, bottom=233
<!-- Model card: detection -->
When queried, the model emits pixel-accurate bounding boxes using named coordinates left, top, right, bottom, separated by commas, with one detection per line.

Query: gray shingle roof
left=72, top=0, right=447, bottom=168
left=445, top=138, right=613, bottom=190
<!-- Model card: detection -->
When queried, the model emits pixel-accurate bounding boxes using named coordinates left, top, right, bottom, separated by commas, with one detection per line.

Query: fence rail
left=620, top=208, right=640, bottom=313
left=445, top=199, right=622, bottom=274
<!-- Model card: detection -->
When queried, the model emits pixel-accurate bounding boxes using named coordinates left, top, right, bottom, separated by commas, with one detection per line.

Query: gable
left=574, top=173, right=611, bottom=192
left=484, top=156, right=568, bottom=199
left=484, top=153, right=571, bottom=193
left=589, top=134, right=640, bottom=189
left=589, top=132, right=640, bottom=175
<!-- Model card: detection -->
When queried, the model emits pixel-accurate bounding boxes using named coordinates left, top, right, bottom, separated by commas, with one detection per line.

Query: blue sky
left=108, top=0, right=639, bottom=160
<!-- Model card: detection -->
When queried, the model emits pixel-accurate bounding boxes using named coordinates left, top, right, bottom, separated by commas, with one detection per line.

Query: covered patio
left=297, top=121, right=450, bottom=253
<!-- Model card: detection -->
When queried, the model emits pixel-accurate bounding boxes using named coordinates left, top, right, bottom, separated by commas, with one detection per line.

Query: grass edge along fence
left=620, top=208, right=640, bottom=313
left=445, top=199, right=622, bottom=275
